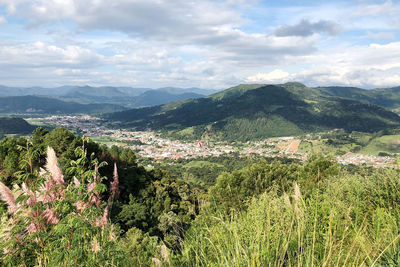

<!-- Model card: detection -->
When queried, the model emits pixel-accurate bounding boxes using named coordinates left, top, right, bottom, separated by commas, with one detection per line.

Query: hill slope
left=130, top=90, right=204, bottom=107
left=316, top=86, right=400, bottom=109
left=0, top=96, right=126, bottom=115
left=0, top=117, right=36, bottom=134
left=105, top=83, right=400, bottom=141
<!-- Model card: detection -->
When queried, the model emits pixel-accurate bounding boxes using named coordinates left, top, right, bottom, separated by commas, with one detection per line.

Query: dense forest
left=1, top=128, right=400, bottom=266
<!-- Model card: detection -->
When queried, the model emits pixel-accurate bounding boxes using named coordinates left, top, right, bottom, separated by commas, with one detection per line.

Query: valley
left=3, top=2, right=400, bottom=264
left=26, top=115, right=400, bottom=168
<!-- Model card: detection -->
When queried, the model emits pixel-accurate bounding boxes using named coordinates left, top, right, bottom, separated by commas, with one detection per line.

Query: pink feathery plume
left=42, top=207, right=59, bottom=224
left=74, top=200, right=88, bottom=213
left=87, top=182, right=96, bottom=193
left=21, top=183, right=36, bottom=207
left=89, top=194, right=101, bottom=208
left=27, top=222, right=38, bottom=234
left=94, top=217, right=102, bottom=227
left=40, top=178, right=58, bottom=203
left=88, top=180, right=101, bottom=207
left=101, top=205, right=109, bottom=227
left=109, top=163, right=120, bottom=202
left=0, top=182, right=17, bottom=214
left=45, top=147, right=65, bottom=186
left=94, top=205, right=109, bottom=227
left=73, top=177, right=81, bottom=188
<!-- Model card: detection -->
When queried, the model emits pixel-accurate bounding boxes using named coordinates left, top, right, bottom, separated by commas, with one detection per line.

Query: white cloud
left=246, top=69, right=290, bottom=83
left=352, top=0, right=400, bottom=17
left=0, top=0, right=317, bottom=70
left=0, top=41, right=103, bottom=68
left=0, top=16, right=6, bottom=26
left=288, top=42, right=400, bottom=88
left=0, top=0, right=399, bottom=90
left=364, top=31, right=395, bottom=40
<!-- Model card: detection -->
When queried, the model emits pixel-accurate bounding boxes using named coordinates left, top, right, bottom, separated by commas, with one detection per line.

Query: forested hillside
left=1, top=128, right=400, bottom=265
left=0, top=117, right=36, bottom=134
left=106, top=83, right=400, bottom=141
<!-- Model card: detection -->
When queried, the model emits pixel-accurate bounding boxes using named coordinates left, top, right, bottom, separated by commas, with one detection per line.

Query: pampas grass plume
left=109, top=163, right=120, bottom=202
left=45, top=147, right=65, bottom=185
left=0, top=182, right=17, bottom=214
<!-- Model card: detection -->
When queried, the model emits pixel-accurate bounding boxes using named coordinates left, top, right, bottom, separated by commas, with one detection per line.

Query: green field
left=298, top=132, right=400, bottom=156
left=298, top=139, right=358, bottom=155
left=359, top=134, right=400, bottom=156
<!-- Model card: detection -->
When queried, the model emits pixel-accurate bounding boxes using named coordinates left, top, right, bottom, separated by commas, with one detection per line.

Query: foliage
left=120, top=227, right=170, bottom=266
left=0, top=142, right=123, bottom=266
left=2, top=126, right=400, bottom=265
left=208, top=155, right=337, bottom=214
left=178, top=167, right=400, bottom=266
left=0, top=127, right=199, bottom=264
left=147, top=155, right=259, bottom=188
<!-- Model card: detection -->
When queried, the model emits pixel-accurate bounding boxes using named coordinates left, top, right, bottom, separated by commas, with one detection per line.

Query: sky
left=0, top=0, right=399, bottom=89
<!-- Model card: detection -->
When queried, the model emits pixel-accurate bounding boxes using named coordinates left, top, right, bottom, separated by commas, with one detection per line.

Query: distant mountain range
left=0, top=96, right=126, bottom=115
left=0, top=85, right=216, bottom=109
left=105, top=82, right=400, bottom=141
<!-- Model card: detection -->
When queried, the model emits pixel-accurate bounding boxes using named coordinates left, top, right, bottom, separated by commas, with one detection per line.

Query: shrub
left=0, top=142, right=123, bottom=266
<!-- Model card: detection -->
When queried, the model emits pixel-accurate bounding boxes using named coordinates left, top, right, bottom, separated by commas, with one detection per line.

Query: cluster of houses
left=27, top=115, right=398, bottom=168
left=337, top=153, right=398, bottom=168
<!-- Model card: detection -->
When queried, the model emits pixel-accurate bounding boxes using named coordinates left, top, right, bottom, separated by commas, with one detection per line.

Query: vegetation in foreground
left=0, top=127, right=400, bottom=266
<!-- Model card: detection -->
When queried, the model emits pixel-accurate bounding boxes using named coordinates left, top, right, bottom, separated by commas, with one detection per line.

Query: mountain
left=0, top=85, right=74, bottom=96
left=0, top=85, right=149, bottom=97
left=105, top=83, right=400, bottom=141
left=0, top=96, right=126, bottom=115
left=156, top=87, right=218, bottom=96
left=57, top=86, right=140, bottom=106
left=0, top=85, right=217, bottom=108
left=0, top=117, right=36, bottom=134
left=317, top=86, right=400, bottom=109
left=58, top=87, right=205, bottom=108
left=129, top=90, right=204, bottom=107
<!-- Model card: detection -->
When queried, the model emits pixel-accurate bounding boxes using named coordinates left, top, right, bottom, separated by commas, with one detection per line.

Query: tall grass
left=176, top=169, right=400, bottom=266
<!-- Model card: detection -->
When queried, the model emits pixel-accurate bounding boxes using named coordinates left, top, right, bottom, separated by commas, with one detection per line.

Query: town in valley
left=26, top=115, right=400, bottom=168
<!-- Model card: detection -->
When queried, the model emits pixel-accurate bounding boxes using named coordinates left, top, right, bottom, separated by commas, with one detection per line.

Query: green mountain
left=0, top=96, right=126, bottom=115
left=57, top=89, right=204, bottom=108
left=130, top=90, right=204, bottom=107
left=105, top=83, right=400, bottom=141
left=0, top=85, right=215, bottom=108
left=0, top=117, right=36, bottom=134
left=317, top=86, right=400, bottom=109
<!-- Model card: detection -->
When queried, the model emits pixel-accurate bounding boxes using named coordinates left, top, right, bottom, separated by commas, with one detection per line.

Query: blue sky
left=0, top=0, right=399, bottom=89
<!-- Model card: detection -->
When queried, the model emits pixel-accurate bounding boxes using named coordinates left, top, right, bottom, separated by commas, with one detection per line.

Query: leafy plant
left=0, top=140, right=122, bottom=266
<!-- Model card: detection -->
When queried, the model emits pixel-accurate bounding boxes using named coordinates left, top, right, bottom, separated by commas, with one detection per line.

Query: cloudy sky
left=0, top=0, right=399, bottom=89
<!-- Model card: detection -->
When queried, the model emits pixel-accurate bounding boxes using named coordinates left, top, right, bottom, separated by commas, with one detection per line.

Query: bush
left=0, top=142, right=123, bottom=266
